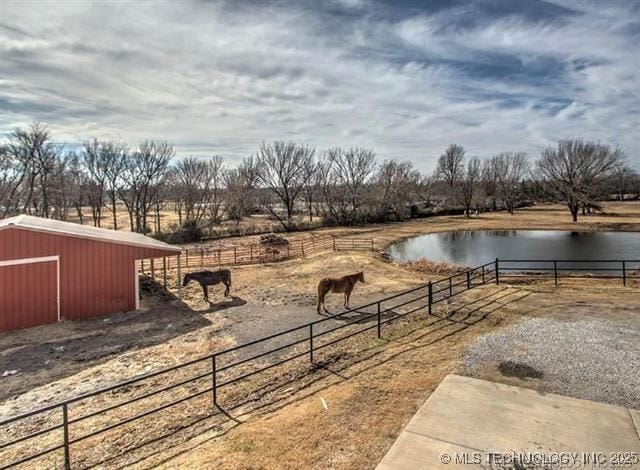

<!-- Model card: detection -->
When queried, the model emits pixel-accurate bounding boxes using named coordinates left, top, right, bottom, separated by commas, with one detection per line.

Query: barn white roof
left=0, top=215, right=182, bottom=253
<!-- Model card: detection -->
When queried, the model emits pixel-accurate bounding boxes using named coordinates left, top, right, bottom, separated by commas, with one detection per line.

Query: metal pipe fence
left=1, top=258, right=637, bottom=468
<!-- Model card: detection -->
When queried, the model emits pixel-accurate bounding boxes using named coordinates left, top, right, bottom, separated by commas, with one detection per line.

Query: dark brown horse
left=183, top=269, right=231, bottom=301
left=317, top=271, right=365, bottom=314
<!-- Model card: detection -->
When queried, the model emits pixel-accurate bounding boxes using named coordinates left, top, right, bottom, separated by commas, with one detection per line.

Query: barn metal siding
left=0, top=228, right=175, bottom=323
left=0, top=260, right=57, bottom=332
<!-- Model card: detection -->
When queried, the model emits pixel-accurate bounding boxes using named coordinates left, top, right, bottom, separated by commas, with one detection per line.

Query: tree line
left=1, top=123, right=637, bottom=238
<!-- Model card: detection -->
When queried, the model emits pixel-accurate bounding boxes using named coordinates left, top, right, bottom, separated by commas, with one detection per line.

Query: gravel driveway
left=464, top=316, right=640, bottom=409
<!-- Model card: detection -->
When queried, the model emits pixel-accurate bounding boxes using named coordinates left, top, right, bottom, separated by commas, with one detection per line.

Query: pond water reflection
left=388, top=230, right=639, bottom=271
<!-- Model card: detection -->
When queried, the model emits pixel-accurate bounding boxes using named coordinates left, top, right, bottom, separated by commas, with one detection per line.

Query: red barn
left=0, top=215, right=182, bottom=332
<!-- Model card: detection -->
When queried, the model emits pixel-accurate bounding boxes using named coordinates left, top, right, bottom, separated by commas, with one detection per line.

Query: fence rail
left=1, top=258, right=638, bottom=468
left=141, top=236, right=374, bottom=277
left=497, top=259, right=640, bottom=286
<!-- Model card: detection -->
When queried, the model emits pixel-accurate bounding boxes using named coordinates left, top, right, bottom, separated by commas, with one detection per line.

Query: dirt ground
left=1, top=202, right=640, bottom=469
left=143, top=282, right=640, bottom=470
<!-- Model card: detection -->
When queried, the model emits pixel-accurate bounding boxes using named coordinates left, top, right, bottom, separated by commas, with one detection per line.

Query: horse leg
left=224, top=281, right=230, bottom=297
left=345, top=287, right=353, bottom=309
left=201, top=283, right=209, bottom=301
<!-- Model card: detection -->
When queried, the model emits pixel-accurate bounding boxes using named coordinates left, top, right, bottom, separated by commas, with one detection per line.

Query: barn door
left=0, top=256, right=59, bottom=332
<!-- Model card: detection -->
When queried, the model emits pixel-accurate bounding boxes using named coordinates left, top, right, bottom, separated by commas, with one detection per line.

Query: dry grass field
left=1, top=201, right=639, bottom=469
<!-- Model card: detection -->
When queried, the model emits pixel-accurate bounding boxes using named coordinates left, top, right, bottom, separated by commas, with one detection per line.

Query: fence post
left=234, top=246, right=237, bottom=264
left=162, top=257, right=167, bottom=289
left=250, top=245, right=253, bottom=262
left=309, top=324, right=314, bottom=363
left=151, top=258, right=155, bottom=280
left=495, top=258, right=500, bottom=285
left=301, top=241, right=305, bottom=258
left=62, top=402, right=71, bottom=470
left=141, top=259, right=145, bottom=274
left=332, top=236, right=336, bottom=251
left=185, top=249, right=189, bottom=267
left=177, top=254, right=182, bottom=300
left=371, top=239, right=374, bottom=251
left=377, top=302, right=382, bottom=338
left=218, top=249, right=221, bottom=268
left=481, top=265, right=485, bottom=284
left=200, top=248, right=204, bottom=267
left=428, top=281, right=433, bottom=315
left=449, top=277, right=452, bottom=296
left=622, top=261, right=627, bottom=286
left=554, top=261, right=558, bottom=286
left=466, top=270, right=471, bottom=289
left=212, top=355, right=217, bottom=407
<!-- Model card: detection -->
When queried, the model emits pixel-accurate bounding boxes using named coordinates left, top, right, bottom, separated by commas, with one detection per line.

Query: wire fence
left=1, top=258, right=638, bottom=468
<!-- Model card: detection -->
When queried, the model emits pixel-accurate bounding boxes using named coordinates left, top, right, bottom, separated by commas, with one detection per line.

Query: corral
left=1, top=202, right=640, bottom=469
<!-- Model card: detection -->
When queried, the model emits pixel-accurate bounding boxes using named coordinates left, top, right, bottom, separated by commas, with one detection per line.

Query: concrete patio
left=377, top=375, right=640, bottom=469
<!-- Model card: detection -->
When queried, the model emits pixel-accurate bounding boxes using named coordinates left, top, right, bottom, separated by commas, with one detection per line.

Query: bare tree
left=490, top=152, right=529, bottom=214
left=0, top=142, right=23, bottom=217
left=171, top=156, right=226, bottom=229
left=81, top=140, right=107, bottom=226
left=255, top=141, right=315, bottom=230
left=437, top=144, right=465, bottom=189
left=323, top=147, right=377, bottom=224
left=611, top=164, right=637, bottom=201
left=205, top=156, right=226, bottom=225
left=460, top=157, right=481, bottom=217
left=118, top=141, right=173, bottom=233
left=301, top=157, right=320, bottom=223
left=5, top=124, right=61, bottom=217
left=223, top=157, right=257, bottom=228
left=536, top=139, right=624, bottom=222
left=375, top=159, right=421, bottom=220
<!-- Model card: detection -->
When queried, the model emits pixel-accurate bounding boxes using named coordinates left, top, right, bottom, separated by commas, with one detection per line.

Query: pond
left=388, top=230, right=639, bottom=271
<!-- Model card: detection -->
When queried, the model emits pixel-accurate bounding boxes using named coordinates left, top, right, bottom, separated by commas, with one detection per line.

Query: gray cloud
left=1, top=0, right=638, bottom=169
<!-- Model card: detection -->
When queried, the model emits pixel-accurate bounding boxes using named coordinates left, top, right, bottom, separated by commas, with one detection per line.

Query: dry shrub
left=396, top=257, right=466, bottom=275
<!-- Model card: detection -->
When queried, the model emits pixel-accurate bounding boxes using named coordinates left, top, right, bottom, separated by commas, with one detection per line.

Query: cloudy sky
left=1, top=0, right=639, bottom=170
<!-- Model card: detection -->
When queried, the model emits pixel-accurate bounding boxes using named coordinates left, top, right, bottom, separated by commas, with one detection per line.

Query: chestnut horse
left=317, top=271, right=365, bottom=314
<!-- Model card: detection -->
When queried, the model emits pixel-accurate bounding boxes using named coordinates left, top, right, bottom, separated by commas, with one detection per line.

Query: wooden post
left=428, top=281, right=433, bottom=315
left=332, top=236, right=336, bottom=251
left=151, top=258, right=155, bottom=280
left=250, top=245, right=253, bottom=262
left=185, top=249, right=189, bottom=267
left=623, top=261, right=627, bottom=286
left=162, top=257, right=167, bottom=289
left=234, top=246, right=237, bottom=264
left=554, top=261, right=558, bottom=286
left=218, top=249, right=221, bottom=268
left=140, top=259, right=145, bottom=274
left=371, top=239, right=374, bottom=251
left=301, top=241, right=305, bottom=257
left=177, top=254, right=182, bottom=300
left=466, top=271, right=471, bottom=289
left=200, top=248, right=204, bottom=267
left=495, top=258, right=500, bottom=285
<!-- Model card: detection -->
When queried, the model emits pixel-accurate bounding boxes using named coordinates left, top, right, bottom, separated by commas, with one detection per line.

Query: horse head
left=358, top=271, right=365, bottom=283
left=182, top=273, right=192, bottom=287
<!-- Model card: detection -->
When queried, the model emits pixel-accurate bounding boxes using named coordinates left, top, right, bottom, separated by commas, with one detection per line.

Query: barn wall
left=0, top=228, right=176, bottom=321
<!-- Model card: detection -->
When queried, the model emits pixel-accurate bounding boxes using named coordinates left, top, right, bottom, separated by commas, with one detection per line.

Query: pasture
left=1, top=201, right=640, bottom=469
